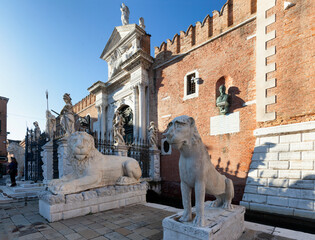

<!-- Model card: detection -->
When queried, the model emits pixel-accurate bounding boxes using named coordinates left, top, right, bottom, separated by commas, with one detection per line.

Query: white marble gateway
left=39, top=182, right=147, bottom=222
left=163, top=203, right=245, bottom=240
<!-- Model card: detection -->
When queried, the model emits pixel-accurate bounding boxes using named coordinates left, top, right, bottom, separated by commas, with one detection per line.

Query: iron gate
left=94, top=132, right=150, bottom=177
left=24, top=129, right=47, bottom=181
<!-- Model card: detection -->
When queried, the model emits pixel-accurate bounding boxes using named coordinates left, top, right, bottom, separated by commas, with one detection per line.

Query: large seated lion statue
left=163, top=115, right=234, bottom=227
left=48, top=132, right=142, bottom=195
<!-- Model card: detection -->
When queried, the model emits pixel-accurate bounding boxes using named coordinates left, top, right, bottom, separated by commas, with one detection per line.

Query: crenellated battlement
left=73, top=94, right=96, bottom=114
left=154, top=0, right=256, bottom=64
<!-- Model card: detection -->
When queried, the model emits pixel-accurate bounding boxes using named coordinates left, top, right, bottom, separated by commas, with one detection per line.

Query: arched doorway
left=117, top=105, right=133, bottom=144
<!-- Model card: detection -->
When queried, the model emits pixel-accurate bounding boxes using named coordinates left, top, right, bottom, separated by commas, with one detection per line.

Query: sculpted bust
left=48, top=132, right=141, bottom=195
left=163, top=116, right=234, bottom=227
left=216, top=85, right=230, bottom=115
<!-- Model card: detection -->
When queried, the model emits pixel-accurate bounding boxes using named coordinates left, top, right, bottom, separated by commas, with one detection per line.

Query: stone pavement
left=0, top=200, right=314, bottom=240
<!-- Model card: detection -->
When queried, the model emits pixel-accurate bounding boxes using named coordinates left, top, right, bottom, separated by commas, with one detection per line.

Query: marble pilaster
left=41, top=141, right=54, bottom=184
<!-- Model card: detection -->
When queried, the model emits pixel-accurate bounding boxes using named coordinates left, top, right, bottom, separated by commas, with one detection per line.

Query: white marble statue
left=33, top=121, right=41, bottom=140
left=113, top=112, right=125, bottom=146
left=7, top=142, right=25, bottom=179
left=60, top=93, right=75, bottom=136
left=120, top=3, right=130, bottom=25
left=139, top=17, right=145, bottom=30
left=148, top=121, right=158, bottom=149
left=163, top=115, right=234, bottom=227
left=48, top=132, right=141, bottom=195
left=46, top=110, right=56, bottom=140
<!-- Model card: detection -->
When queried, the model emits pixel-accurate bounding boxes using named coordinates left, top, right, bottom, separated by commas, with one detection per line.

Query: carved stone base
left=163, top=202, right=245, bottom=240
left=114, top=145, right=129, bottom=156
left=39, top=182, right=147, bottom=222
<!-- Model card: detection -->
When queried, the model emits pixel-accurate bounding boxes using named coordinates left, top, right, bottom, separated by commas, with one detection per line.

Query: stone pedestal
left=163, top=203, right=245, bottom=240
left=149, top=149, right=161, bottom=181
left=41, top=141, right=54, bottom=184
left=114, top=145, right=129, bottom=156
left=39, top=182, right=147, bottom=222
left=57, top=137, right=72, bottom=178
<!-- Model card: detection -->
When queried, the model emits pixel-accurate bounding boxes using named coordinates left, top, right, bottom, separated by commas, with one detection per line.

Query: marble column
left=41, top=141, right=54, bottom=184
left=97, top=106, right=102, bottom=135
left=138, top=83, right=147, bottom=140
left=131, top=85, right=139, bottom=139
left=97, top=105, right=107, bottom=138
left=57, top=138, right=72, bottom=178
left=101, top=105, right=107, bottom=138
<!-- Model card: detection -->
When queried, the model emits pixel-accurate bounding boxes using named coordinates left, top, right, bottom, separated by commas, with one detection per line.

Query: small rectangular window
left=187, top=73, right=196, bottom=95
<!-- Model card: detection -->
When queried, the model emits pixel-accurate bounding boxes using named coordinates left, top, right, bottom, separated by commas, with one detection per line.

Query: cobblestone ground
left=0, top=200, right=296, bottom=240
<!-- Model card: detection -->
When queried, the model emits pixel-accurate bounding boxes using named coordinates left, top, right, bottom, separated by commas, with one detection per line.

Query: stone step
left=20, top=183, right=43, bottom=188
left=11, top=186, right=46, bottom=193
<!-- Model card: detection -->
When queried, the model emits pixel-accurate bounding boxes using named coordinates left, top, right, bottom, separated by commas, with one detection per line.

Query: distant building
left=0, top=96, right=9, bottom=162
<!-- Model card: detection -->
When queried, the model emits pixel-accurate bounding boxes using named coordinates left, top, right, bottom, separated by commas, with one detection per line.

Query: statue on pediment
left=120, top=3, right=130, bottom=25
left=139, top=17, right=145, bottom=30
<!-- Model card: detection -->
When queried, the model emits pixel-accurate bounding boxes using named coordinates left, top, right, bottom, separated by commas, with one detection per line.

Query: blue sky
left=0, top=0, right=227, bottom=140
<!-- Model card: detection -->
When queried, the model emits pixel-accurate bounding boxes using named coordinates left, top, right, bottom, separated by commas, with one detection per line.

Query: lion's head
left=68, top=132, right=95, bottom=162
left=163, top=115, right=201, bottom=150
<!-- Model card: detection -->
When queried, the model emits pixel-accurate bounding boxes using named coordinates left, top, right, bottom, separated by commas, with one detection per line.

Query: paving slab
left=0, top=200, right=314, bottom=240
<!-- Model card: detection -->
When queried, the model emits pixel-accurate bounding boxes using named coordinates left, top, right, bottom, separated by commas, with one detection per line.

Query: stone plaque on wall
left=210, top=112, right=240, bottom=135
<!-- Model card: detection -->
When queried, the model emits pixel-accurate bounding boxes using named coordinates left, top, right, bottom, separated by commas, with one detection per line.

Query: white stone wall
left=39, top=182, right=147, bottom=222
left=241, top=121, right=315, bottom=220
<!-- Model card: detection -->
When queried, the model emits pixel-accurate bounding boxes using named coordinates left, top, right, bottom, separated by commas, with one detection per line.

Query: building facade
left=0, top=96, right=9, bottom=161
left=76, top=0, right=314, bottom=220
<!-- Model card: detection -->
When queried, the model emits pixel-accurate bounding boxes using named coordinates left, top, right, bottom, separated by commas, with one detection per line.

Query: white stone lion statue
left=163, top=115, right=234, bottom=227
left=7, top=142, right=25, bottom=179
left=48, top=132, right=142, bottom=195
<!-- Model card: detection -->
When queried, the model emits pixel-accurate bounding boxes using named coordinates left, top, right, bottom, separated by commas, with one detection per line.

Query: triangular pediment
left=100, top=24, right=140, bottom=60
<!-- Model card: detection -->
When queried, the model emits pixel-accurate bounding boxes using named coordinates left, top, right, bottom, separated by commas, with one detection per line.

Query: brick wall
left=155, top=17, right=257, bottom=203
left=73, top=94, right=98, bottom=132
left=259, top=0, right=315, bottom=127
left=0, top=97, right=9, bottom=159
left=154, top=0, right=256, bottom=66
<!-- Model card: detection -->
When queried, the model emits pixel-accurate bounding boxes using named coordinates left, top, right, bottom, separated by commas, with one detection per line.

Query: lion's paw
left=179, top=211, right=192, bottom=222
left=222, top=202, right=233, bottom=210
left=209, top=199, right=221, bottom=208
left=116, top=176, right=139, bottom=185
left=192, top=215, right=204, bottom=227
